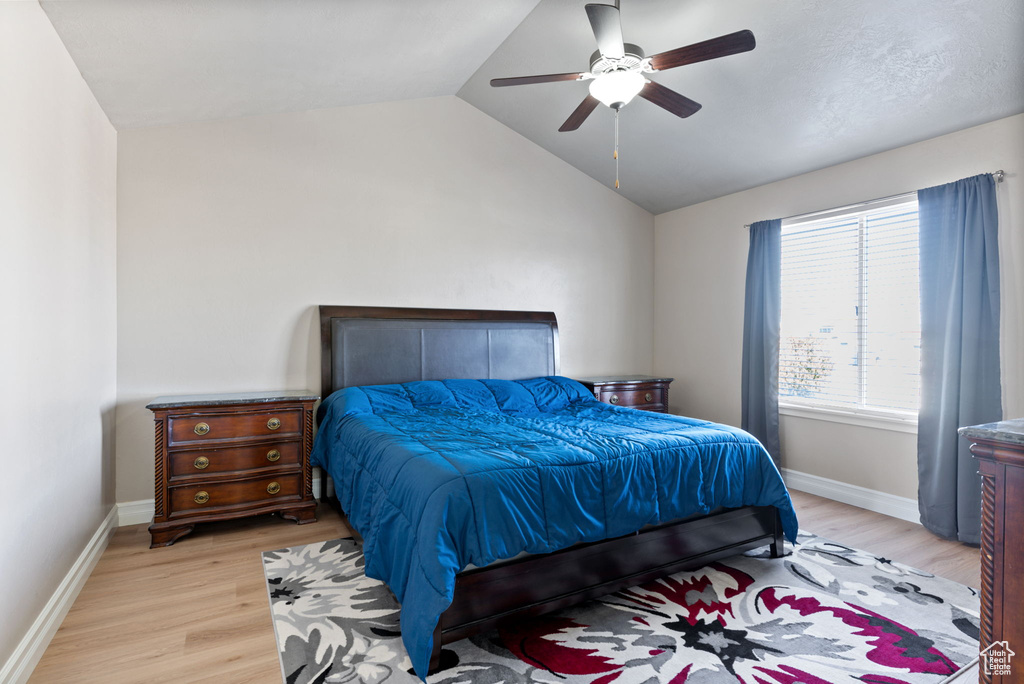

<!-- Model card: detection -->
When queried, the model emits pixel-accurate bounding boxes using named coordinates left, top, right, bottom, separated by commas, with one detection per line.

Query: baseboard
left=117, top=498, right=155, bottom=526
left=117, top=475, right=324, bottom=527
left=122, top=470, right=914, bottom=526
left=0, top=505, right=118, bottom=684
left=939, top=656, right=979, bottom=683
left=781, top=468, right=921, bottom=524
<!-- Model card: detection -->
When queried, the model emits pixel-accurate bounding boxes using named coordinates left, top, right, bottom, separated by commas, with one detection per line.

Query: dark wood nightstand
left=147, top=391, right=318, bottom=548
left=577, top=375, right=674, bottom=413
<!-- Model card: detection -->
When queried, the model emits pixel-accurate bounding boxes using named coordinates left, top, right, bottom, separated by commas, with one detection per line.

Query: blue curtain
left=918, top=174, right=1002, bottom=544
left=742, top=219, right=782, bottom=462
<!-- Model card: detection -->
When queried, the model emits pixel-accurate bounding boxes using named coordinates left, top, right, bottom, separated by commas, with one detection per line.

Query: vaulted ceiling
left=41, top=0, right=1024, bottom=214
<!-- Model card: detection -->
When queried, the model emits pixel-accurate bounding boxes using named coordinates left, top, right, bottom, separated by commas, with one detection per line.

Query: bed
left=314, top=305, right=798, bottom=678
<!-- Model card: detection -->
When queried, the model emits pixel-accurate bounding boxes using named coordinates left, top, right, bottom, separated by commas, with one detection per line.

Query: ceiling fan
left=490, top=1, right=755, bottom=187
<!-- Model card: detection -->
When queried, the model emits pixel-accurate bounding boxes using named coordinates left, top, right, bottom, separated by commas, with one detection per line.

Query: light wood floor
left=30, top=491, right=979, bottom=683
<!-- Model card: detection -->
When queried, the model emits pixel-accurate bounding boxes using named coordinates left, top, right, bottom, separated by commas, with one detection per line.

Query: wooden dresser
left=959, top=419, right=1024, bottom=684
left=147, top=391, right=318, bottom=548
left=577, top=375, right=674, bottom=413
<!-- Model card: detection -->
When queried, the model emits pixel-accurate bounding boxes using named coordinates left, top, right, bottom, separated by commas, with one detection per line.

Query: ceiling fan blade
left=559, top=95, right=601, bottom=132
left=649, top=29, right=756, bottom=71
left=639, top=80, right=702, bottom=118
left=490, top=72, right=586, bottom=87
left=585, top=4, right=625, bottom=59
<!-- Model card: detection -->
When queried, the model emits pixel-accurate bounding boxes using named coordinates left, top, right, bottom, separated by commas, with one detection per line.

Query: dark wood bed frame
left=318, top=305, right=786, bottom=673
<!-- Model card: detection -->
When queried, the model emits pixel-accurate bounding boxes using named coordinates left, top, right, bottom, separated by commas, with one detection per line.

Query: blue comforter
left=311, top=376, right=798, bottom=678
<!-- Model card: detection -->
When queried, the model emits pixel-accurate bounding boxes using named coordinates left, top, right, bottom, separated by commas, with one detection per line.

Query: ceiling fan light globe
left=588, top=70, right=645, bottom=109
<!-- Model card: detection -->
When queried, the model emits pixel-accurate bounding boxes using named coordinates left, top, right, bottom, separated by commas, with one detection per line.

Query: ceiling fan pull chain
left=614, top=109, right=620, bottom=189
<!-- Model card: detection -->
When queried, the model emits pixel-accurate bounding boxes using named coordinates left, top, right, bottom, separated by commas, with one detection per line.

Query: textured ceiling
left=40, top=0, right=541, bottom=129
left=459, top=0, right=1024, bottom=213
left=41, top=0, right=1024, bottom=213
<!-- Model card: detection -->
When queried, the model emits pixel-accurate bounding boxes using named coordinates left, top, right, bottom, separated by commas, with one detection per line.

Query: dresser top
left=576, top=374, right=674, bottom=385
left=147, top=390, right=319, bottom=410
left=959, top=418, right=1024, bottom=446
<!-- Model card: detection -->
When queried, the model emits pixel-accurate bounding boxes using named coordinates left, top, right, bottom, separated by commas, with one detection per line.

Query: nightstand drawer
left=169, top=474, right=302, bottom=514
left=168, top=409, right=301, bottom=445
left=601, top=387, right=664, bottom=409
left=168, top=441, right=301, bottom=478
left=578, top=375, right=673, bottom=414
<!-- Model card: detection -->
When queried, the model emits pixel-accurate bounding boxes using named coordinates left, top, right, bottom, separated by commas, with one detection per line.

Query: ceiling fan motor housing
left=589, top=43, right=647, bottom=75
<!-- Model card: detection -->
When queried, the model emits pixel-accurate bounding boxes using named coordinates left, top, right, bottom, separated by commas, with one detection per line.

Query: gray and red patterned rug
left=262, top=531, right=979, bottom=684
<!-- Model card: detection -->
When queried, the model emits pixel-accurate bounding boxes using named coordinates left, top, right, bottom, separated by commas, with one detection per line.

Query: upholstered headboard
left=318, top=306, right=560, bottom=398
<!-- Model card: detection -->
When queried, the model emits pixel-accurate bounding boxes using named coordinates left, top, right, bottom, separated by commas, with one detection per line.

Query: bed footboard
left=428, top=505, right=785, bottom=672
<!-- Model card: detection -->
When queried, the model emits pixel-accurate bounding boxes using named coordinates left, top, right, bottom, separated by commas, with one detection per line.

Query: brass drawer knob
left=193, top=422, right=210, bottom=436
left=609, top=395, right=619, bottom=405
left=267, top=417, right=281, bottom=430
left=645, top=392, right=653, bottom=402
left=267, top=449, right=281, bottom=462
left=267, top=481, right=281, bottom=495
left=193, top=456, right=210, bottom=470
left=194, top=491, right=209, bottom=504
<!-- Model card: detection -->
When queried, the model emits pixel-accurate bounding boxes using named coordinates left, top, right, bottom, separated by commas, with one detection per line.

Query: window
left=779, top=195, right=920, bottom=419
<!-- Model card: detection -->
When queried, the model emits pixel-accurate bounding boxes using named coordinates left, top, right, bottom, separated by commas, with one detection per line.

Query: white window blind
left=779, top=196, right=921, bottom=415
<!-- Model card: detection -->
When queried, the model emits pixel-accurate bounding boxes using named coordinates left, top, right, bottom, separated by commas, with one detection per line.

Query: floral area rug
left=262, top=531, right=979, bottom=684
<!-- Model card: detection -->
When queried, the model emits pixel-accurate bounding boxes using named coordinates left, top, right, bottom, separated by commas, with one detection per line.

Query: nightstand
left=147, top=391, right=318, bottom=548
left=577, top=375, right=674, bottom=413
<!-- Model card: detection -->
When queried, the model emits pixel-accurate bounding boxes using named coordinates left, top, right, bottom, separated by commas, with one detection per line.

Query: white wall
left=115, top=96, right=655, bottom=502
left=0, top=0, right=117, bottom=671
left=654, top=114, right=1024, bottom=500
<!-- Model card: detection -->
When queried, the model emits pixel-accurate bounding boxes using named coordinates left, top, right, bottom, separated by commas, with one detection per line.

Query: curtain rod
left=744, top=169, right=1005, bottom=228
